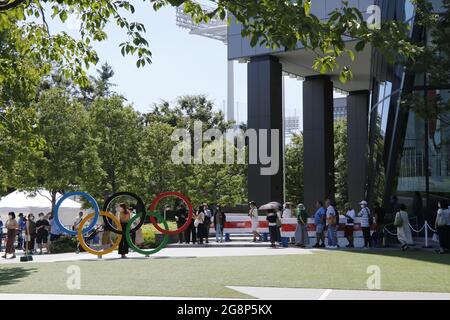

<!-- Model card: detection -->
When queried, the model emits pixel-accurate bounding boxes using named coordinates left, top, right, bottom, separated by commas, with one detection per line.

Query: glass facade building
left=367, top=0, right=449, bottom=213
left=228, top=0, right=448, bottom=212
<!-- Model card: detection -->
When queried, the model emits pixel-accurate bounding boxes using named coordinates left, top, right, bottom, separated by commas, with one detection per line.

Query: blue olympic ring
left=54, top=191, right=100, bottom=236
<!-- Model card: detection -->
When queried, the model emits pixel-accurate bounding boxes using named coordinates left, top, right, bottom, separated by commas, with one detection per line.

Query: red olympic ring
left=148, top=191, right=193, bottom=235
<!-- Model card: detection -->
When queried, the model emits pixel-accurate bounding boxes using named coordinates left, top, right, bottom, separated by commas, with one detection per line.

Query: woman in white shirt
left=435, top=200, right=450, bottom=254
left=248, top=201, right=261, bottom=242
left=395, top=204, right=413, bottom=251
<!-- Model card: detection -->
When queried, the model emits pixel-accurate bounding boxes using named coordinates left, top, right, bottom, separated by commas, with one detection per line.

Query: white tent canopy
left=0, top=190, right=82, bottom=226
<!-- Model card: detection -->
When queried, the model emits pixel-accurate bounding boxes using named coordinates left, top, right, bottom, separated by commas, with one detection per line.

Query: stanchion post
left=423, top=220, right=431, bottom=248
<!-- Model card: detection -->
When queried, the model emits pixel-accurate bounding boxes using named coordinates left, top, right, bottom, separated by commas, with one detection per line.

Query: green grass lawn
left=0, top=250, right=449, bottom=298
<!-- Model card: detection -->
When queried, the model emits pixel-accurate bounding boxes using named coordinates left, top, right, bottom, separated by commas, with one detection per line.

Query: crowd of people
left=247, top=198, right=450, bottom=253
left=0, top=211, right=64, bottom=259
left=174, top=203, right=226, bottom=245
left=1, top=197, right=449, bottom=258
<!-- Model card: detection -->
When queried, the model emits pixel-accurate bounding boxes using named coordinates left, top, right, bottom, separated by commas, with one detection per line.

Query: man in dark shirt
left=175, top=204, right=187, bottom=244
left=35, top=213, right=50, bottom=255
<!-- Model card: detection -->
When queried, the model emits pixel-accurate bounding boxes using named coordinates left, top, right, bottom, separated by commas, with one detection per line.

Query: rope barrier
left=383, top=225, right=397, bottom=236
left=426, top=221, right=437, bottom=233
left=408, top=223, right=426, bottom=233
left=383, top=220, right=439, bottom=248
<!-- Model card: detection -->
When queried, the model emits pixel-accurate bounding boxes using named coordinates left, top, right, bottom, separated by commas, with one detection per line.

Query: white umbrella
left=259, top=201, right=282, bottom=211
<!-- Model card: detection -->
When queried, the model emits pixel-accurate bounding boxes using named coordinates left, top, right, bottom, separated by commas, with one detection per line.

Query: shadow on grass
left=336, top=247, right=450, bottom=266
left=0, top=266, right=37, bottom=286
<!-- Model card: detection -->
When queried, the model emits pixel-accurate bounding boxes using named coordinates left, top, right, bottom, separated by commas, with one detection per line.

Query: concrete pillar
left=227, top=60, right=235, bottom=122
left=303, top=75, right=334, bottom=212
left=247, top=55, right=284, bottom=205
left=347, top=90, right=370, bottom=208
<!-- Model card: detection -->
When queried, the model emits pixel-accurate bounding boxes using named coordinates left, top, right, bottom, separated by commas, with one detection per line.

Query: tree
left=285, top=134, right=304, bottom=205
left=88, top=96, right=142, bottom=198
left=285, top=122, right=348, bottom=209
left=145, top=95, right=231, bottom=132
left=0, top=28, right=47, bottom=192
left=0, top=0, right=425, bottom=86
left=133, top=122, right=181, bottom=201
left=185, top=140, right=247, bottom=207
left=26, top=87, right=103, bottom=211
left=334, top=119, right=348, bottom=209
left=402, top=0, right=450, bottom=123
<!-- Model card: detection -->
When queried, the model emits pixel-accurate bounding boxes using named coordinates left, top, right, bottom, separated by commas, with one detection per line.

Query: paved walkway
left=1, top=287, right=449, bottom=300
left=226, top=286, right=450, bottom=300
left=0, top=246, right=313, bottom=264
left=0, top=293, right=225, bottom=300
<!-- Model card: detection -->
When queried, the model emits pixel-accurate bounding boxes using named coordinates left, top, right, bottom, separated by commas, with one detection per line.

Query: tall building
left=285, top=115, right=300, bottom=140
left=334, top=97, right=348, bottom=121
left=228, top=0, right=447, bottom=212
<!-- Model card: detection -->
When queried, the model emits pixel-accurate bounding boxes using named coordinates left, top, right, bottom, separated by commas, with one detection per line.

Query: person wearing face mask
left=358, top=201, right=373, bottom=249
left=0, top=218, right=3, bottom=252
left=26, top=214, right=36, bottom=254
left=2, top=212, right=18, bottom=259
left=343, top=203, right=356, bottom=248
left=35, top=213, right=50, bottom=255
left=118, top=203, right=131, bottom=259
left=248, top=201, right=262, bottom=242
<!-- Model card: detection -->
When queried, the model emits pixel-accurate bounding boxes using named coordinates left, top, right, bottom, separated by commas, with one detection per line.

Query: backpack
left=393, top=212, right=403, bottom=227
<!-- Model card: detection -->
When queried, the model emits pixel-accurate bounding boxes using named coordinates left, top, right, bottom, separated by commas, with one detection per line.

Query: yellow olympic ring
left=77, top=211, right=122, bottom=256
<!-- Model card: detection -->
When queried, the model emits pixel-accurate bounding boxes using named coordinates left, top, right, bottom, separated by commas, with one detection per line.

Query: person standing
left=26, top=214, right=36, bottom=254
left=394, top=204, right=413, bottom=251
left=0, top=218, right=3, bottom=252
left=17, top=213, right=25, bottom=250
left=325, top=199, right=338, bottom=248
left=214, top=206, right=226, bottom=243
left=35, top=213, right=50, bottom=255
left=175, top=204, right=187, bottom=244
left=343, top=203, right=356, bottom=248
left=2, top=212, right=18, bottom=259
left=358, top=201, right=372, bottom=249
left=194, top=206, right=206, bottom=245
left=73, top=212, right=84, bottom=253
left=435, top=200, right=450, bottom=254
left=266, top=209, right=279, bottom=248
left=248, top=201, right=261, bottom=242
left=73, top=212, right=83, bottom=231
left=283, top=203, right=293, bottom=218
left=313, top=201, right=326, bottom=248
left=185, top=210, right=197, bottom=245
left=203, top=203, right=212, bottom=244
left=295, top=204, right=309, bottom=248
left=118, top=203, right=130, bottom=258
left=48, top=213, right=63, bottom=253
left=373, top=202, right=386, bottom=247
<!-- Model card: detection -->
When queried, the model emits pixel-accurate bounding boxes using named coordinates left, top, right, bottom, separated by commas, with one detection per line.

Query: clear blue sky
left=47, top=2, right=343, bottom=129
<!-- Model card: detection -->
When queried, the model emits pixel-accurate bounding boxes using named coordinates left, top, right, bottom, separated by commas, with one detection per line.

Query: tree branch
left=0, top=0, right=27, bottom=11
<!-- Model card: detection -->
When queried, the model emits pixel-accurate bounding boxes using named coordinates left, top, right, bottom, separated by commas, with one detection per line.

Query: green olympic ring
left=125, top=211, right=170, bottom=256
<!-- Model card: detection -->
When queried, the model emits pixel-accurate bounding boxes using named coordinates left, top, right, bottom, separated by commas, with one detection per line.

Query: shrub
left=51, top=236, right=77, bottom=254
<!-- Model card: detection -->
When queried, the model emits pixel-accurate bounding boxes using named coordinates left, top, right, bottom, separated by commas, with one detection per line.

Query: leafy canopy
left=0, top=0, right=428, bottom=86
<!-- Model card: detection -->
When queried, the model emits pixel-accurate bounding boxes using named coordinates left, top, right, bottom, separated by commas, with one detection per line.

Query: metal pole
left=227, top=60, right=235, bottom=122
left=282, top=74, right=286, bottom=203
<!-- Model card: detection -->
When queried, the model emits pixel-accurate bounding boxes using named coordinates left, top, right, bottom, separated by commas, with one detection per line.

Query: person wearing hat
left=358, top=200, right=372, bottom=249
left=343, top=202, right=356, bottom=248
left=266, top=208, right=279, bottom=247
left=249, top=201, right=261, bottom=242
left=313, top=201, right=326, bottom=248
left=283, top=202, right=293, bottom=218
left=295, top=204, right=309, bottom=248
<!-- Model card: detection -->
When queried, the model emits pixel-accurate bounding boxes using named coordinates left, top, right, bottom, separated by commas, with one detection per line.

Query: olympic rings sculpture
left=54, top=191, right=193, bottom=257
